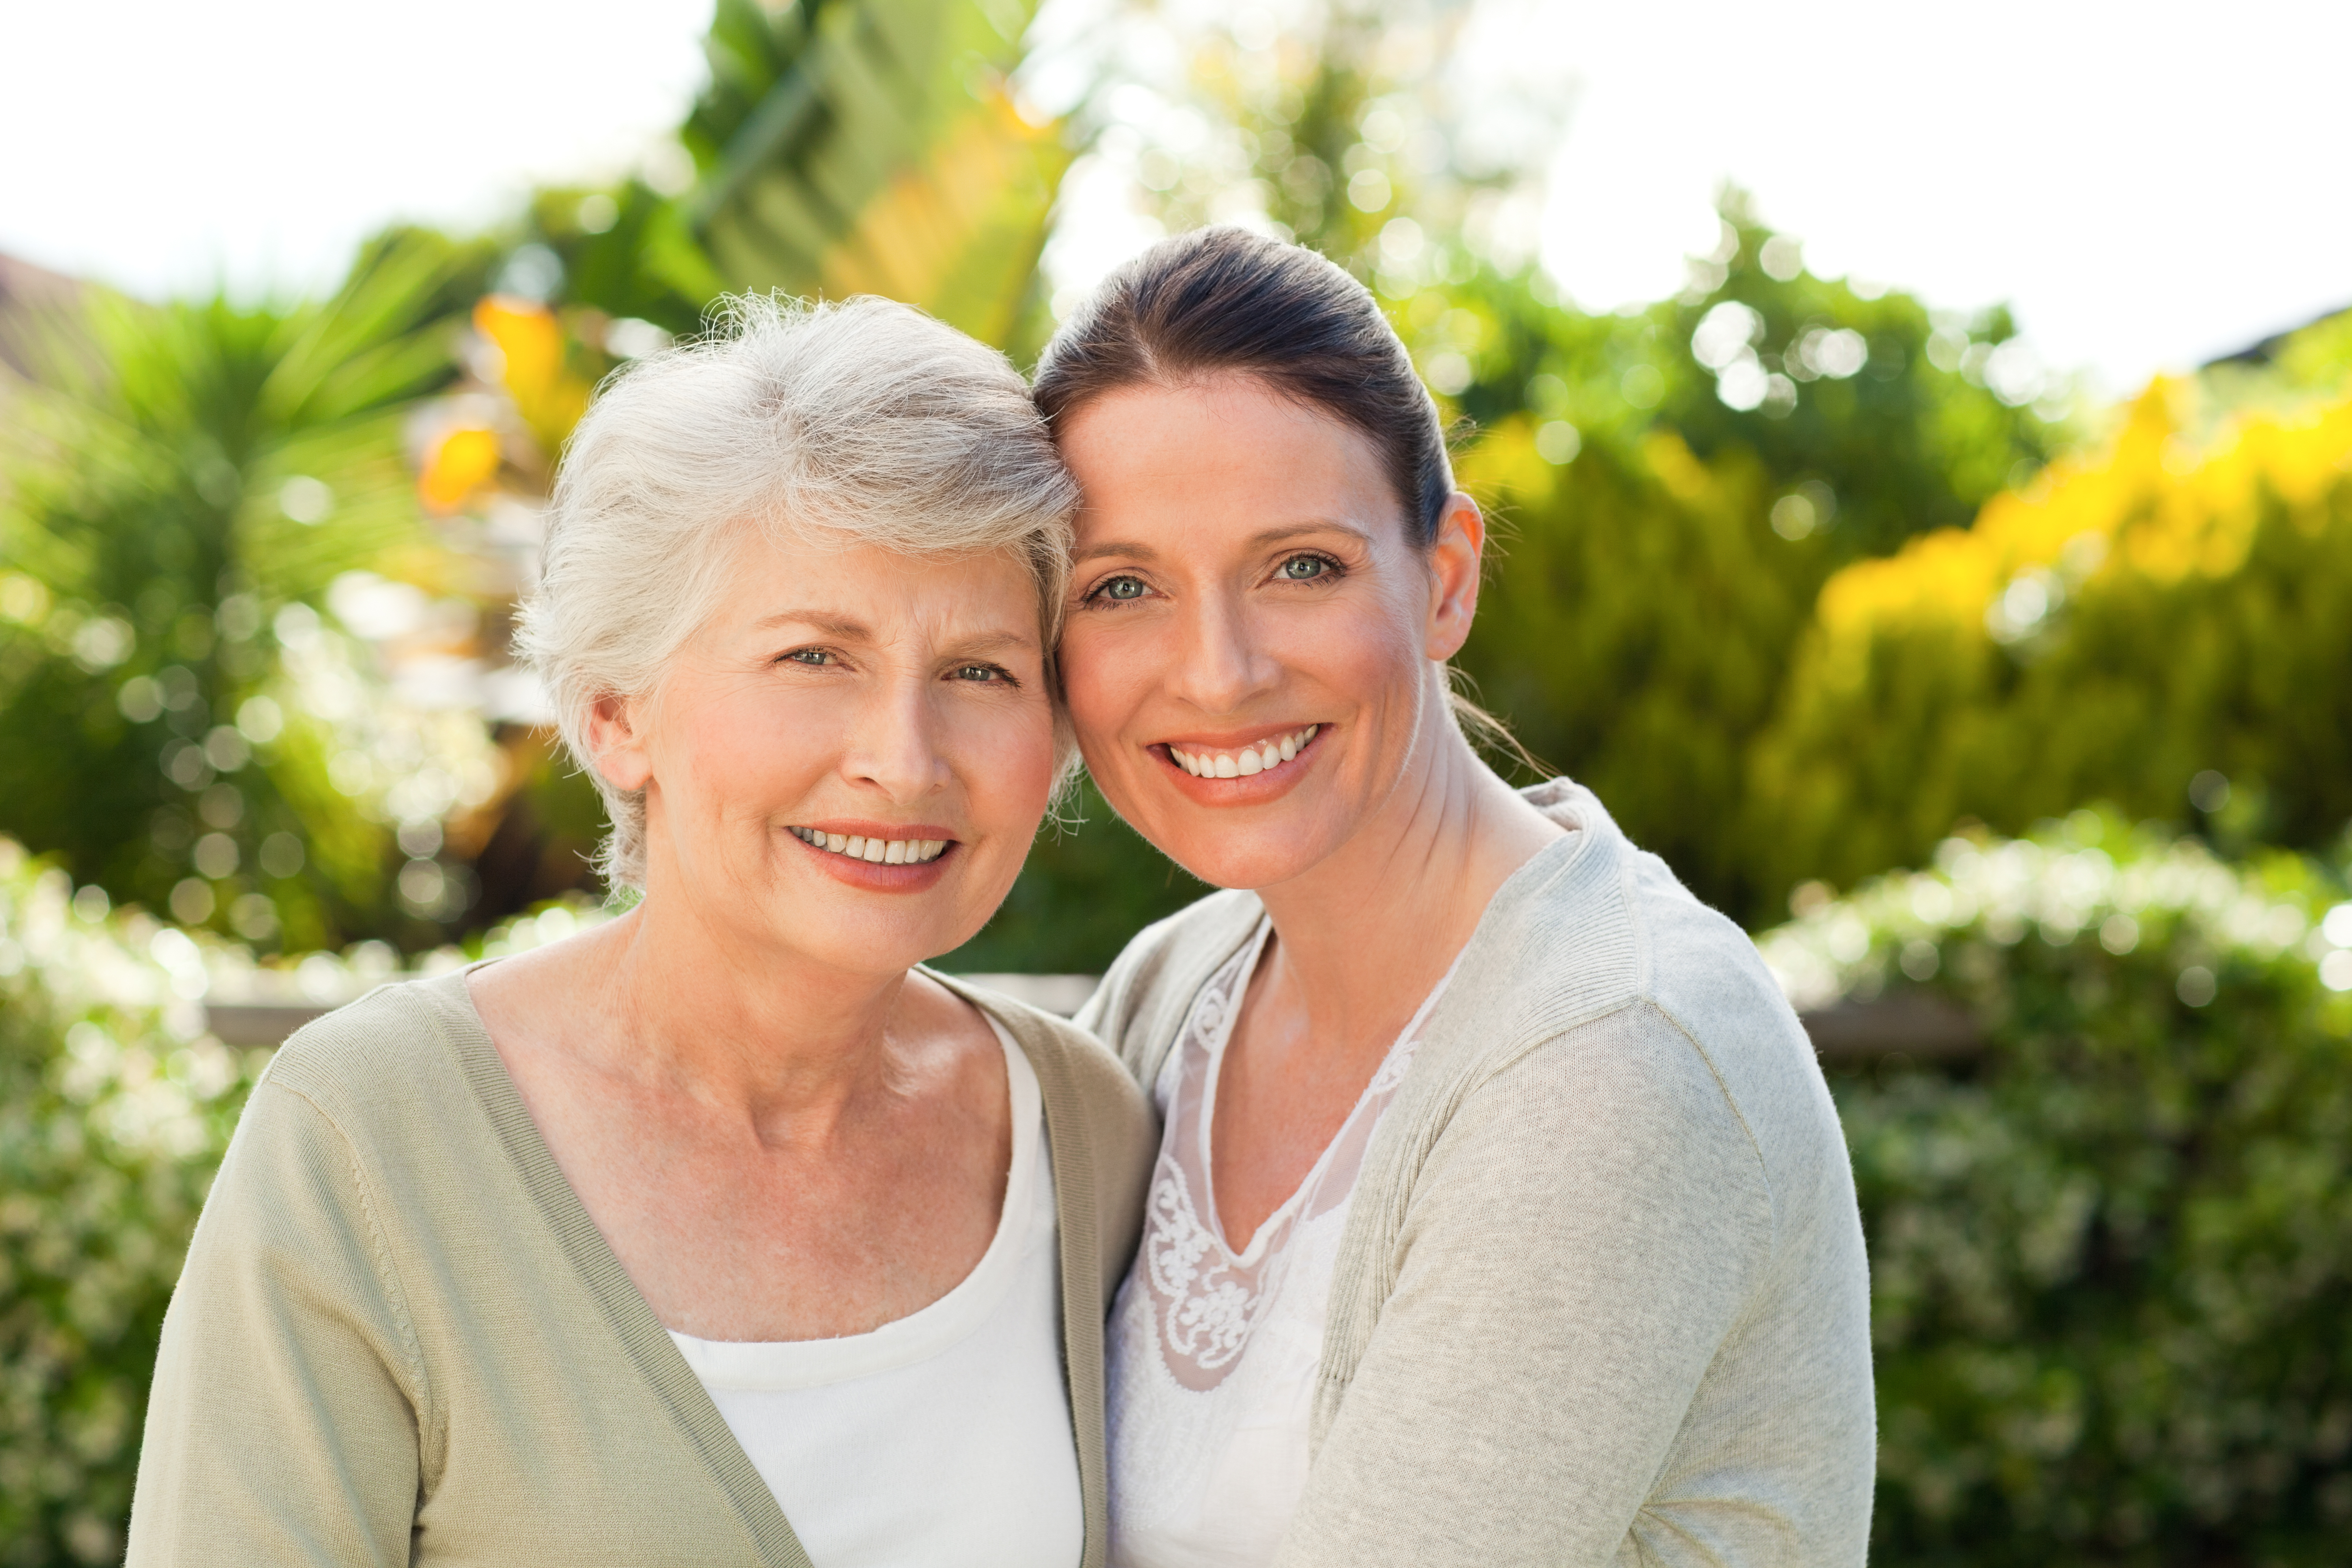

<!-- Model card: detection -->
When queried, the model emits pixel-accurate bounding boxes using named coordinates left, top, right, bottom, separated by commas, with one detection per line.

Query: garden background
left=3, top=0, right=2350, bottom=1561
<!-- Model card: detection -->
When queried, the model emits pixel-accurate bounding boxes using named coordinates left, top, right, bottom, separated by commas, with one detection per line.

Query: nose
left=1165, top=581, right=1280, bottom=717
left=839, top=672, right=949, bottom=802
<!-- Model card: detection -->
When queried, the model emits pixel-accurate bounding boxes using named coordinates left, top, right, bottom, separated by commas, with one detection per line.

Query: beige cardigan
left=1076, top=780, right=1877, bottom=1567
left=127, top=967, right=1155, bottom=1568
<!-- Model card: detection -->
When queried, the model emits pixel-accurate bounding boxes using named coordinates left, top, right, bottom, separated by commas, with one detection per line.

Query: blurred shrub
left=0, top=841, right=259, bottom=1566
left=1423, top=202, right=2059, bottom=925
left=1760, top=813, right=2352, bottom=1562
left=1749, top=375, right=2352, bottom=918
left=0, top=230, right=508, bottom=952
left=0, top=838, right=614, bottom=1566
left=942, top=779, right=1212, bottom=974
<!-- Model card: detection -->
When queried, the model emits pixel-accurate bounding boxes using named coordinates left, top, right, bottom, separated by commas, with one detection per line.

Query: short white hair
left=516, top=294, right=1079, bottom=890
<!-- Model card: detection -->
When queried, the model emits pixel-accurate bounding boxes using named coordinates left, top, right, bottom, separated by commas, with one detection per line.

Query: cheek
left=950, top=693, right=1061, bottom=821
left=1055, top=620, right=1152, bottom=743
left=658, top=679, right=830, bottom=813
left=1274, top=592, right=1428, bottom=720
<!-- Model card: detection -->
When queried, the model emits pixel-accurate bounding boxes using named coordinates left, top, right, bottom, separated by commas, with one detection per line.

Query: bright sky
left=2, top=0, right=2344, bottom=395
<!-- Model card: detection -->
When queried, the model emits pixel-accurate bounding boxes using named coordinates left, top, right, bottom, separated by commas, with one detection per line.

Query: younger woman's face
left=1055, top=373, right=1482, bottom=892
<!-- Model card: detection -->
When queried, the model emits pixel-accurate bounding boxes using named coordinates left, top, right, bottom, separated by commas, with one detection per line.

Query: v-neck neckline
left=429, top=964, right=815, bottom=1568
left=1190, top=920, right=1462, bottom=1262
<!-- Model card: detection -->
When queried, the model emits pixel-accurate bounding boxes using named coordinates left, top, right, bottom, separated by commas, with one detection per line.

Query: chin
left=1144, top=821, right=1334, bottom=894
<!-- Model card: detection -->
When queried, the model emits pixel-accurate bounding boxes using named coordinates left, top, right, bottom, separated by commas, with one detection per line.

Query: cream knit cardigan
left=1076, top=780, right=1877, bottom=1566
left=127, top=968, right=1155, bottom=1567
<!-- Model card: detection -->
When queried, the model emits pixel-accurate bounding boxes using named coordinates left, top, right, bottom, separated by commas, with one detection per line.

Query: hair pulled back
left=1031, top=226, right=1454, bottom=544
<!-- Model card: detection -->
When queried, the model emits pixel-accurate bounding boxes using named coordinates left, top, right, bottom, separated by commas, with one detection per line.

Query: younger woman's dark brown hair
left=1030, top=226, right=1455, bottom=547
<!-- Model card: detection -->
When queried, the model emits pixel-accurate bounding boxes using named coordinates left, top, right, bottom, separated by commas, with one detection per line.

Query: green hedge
left=0, top=844, right=258, bottom=1566
left=15, top=815, right=2352, bottom=1564
left=1760, top=812, right=2352, bottom=1562
left=0, top=845, right=605, bottom=1567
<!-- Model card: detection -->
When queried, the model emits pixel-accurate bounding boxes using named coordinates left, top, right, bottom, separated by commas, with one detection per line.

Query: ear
left=1423, top=491, right=1485, bottom=662
left=584, top=690, right=655, bottom=793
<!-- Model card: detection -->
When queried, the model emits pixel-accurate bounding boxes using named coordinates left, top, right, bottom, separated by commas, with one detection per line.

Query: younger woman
left=1040, top=229, right=1876, bottom=1568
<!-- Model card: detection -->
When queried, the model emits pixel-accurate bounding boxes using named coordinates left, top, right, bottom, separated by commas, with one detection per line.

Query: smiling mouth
left=1165, top=724, right=1320, bottom=779
left=787, top=827, right=953, bottom=865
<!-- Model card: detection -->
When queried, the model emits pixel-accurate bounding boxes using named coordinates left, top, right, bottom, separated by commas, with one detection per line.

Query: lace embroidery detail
left=1127, top=922, right=1453, bottom=1395
left=1144, top=1163, right=1258, bottom=1371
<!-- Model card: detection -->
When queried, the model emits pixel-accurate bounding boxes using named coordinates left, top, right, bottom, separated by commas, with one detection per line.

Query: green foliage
left=1759, top=813, right=2352, bottom=1561
left=1747, top=381, right=2352, bottom=919
left=0, top=231, right=499, bottom=952
left=1442, top=192, right=2063, bottom=563
left=1368, top=197, right=2060, bottom=924
left=941, top=780, right=1211, bottom=974
left=1445, top=423, right=1814, bottom=911
left=527, top=0, right=1067, bottom=351
left=0, top=842, right=260, bottom=1566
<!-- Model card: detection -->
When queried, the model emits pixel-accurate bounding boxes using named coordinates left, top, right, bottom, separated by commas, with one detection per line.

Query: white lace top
left=1106, top=921, right=1457, bottom=1568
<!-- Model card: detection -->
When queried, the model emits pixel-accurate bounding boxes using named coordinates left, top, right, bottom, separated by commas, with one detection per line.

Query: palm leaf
left=682, top=0, right=1066, bottom=345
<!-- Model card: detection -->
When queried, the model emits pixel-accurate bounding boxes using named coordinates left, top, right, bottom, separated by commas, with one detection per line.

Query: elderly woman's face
left=597, top=535, right=1056, bottom=974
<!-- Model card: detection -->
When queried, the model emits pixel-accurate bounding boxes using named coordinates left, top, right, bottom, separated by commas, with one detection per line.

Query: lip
left=1155, top=725, right=1312, bottom=753
left=786, top=819, right=961, bottom=892
left=1149, top=722, right=1326, bottom=804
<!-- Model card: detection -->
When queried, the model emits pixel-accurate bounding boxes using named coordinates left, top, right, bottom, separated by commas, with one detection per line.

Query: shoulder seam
left=263, top=1078, right=437, bottom=1467
left=1644, top=999, right=1776, bottom=1235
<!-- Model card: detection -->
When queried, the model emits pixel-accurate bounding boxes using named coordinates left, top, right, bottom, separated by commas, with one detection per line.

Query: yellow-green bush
left=1452, top=421, right=1819, bottom=913
left=1761, top=813, right=2352, bottom=1561
left=1748, top=381, right=2352, bottom=915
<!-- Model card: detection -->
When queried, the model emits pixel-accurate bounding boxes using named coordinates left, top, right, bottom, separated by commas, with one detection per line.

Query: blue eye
left=1279, top=555, right=1332, bottom=581
left=785, top=649, right=833, bottom=665
left=954, top=664, right=1003, bottom=682
left=1100, top=576, right=1146, bottom=601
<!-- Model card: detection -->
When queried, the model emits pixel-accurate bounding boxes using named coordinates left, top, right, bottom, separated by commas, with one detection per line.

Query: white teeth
left=793, top=829, right=947, bottom=864
left=1170, top=725, right=1320, bottom=781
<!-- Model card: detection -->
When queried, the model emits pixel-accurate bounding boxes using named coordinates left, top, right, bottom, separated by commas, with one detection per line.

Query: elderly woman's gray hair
left=515, top=294, right=1079, bottom=890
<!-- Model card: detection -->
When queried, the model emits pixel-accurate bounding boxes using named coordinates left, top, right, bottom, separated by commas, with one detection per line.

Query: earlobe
left=1424, top=491, right=1484, bottom=661
left=585, top=691, right=655, bottom=792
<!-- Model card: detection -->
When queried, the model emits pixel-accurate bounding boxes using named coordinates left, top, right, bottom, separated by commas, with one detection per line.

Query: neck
left=1253, top=674, right=1561, bottom=1043
left=570, top=878, right=915, bottom=1136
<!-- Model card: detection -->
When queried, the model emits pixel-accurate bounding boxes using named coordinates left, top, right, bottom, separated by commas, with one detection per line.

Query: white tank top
left=668, top=1016, right=1082, bottom=1568
left=1106, top=923, right=1457, bottom=1568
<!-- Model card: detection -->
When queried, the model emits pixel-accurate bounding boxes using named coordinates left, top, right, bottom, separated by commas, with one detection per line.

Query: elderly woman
left=127, top=298, right=1154, bottom=1568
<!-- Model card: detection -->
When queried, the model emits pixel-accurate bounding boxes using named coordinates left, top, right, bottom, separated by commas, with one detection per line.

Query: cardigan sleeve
left=126, top=1080, right=426, bottom=1567
left=1273, top=1003, right=1777, bottom=1568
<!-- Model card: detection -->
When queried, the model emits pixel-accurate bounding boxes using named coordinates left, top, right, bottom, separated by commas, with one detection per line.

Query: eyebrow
left=753, top=610, right=871, bottom=638
left=944, top=629, right=1040, bottom=655
left=1074, top=520, right=1375, bottom=564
